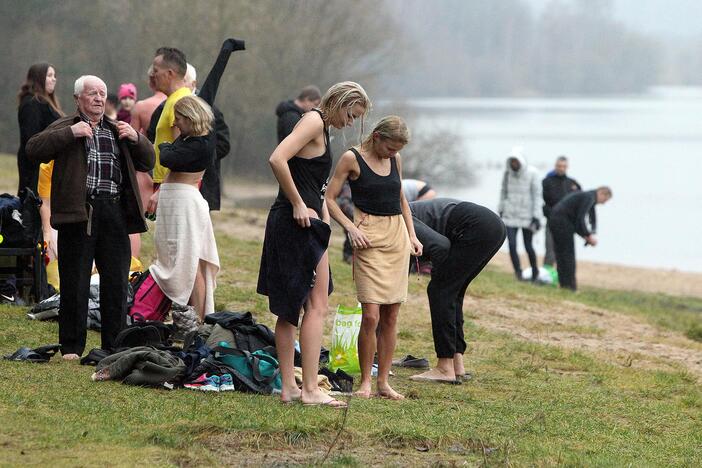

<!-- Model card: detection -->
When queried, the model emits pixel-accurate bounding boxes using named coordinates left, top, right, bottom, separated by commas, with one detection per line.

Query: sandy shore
left=223, top=181, right=702, bottom=299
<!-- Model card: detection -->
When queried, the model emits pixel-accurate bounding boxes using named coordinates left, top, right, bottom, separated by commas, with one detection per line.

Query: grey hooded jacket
left=498, top=150, right=542, bottom=228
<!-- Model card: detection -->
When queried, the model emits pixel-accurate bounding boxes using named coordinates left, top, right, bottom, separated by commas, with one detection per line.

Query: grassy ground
left=1, top=153, right=701, bottom=466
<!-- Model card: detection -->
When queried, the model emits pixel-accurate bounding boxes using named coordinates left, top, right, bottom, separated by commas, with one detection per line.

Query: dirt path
left=214, top=197, right=702, bottom=377
left=470, top=294, right=702, bottom=377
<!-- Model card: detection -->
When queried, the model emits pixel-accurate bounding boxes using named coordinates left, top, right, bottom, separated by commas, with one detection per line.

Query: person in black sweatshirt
left=275, top=85, right=321, bottom=143
left=17, top=62, right=64, bottom=200
left=549, top=186, right=612, bottom=290
left=408, top=198, right=505, bottom=383
left=542, top=156, right=581, bottom=267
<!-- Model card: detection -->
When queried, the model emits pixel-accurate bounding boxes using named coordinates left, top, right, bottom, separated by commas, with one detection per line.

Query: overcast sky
left=526, top=0, right=702, bottom=38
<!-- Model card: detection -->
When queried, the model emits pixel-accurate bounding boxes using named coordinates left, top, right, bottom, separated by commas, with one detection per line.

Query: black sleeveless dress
left=257, top=109, right=334, bottom=325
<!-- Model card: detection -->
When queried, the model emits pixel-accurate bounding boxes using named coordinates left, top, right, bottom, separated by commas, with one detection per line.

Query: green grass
left=2, top=233, right=702, bottom=466
left=1, top=153, right=701, bottom=465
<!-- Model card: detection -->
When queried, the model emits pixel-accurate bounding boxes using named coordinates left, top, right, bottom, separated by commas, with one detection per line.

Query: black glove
left=222, top=38, right=246, bottom=53
left=499, top=211, right=504, bottom=218
left=530, top=217, right=541, bottom=232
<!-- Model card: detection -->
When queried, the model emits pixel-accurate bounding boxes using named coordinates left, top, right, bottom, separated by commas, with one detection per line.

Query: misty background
left=1, top=0, right=700, bottom=271
left=2, top=0, right=701, bottom=176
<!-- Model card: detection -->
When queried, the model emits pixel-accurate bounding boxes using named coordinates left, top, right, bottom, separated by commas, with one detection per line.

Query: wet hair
left=556, top=155, right=568, bottom=162
left=173, top=95, right=214, bottom=136
left=155, top=47, right=187, bottom=78
left=596, top=186, right=612, bottom=198
left=106, top=94, right=119, bottom=108
left=362, top=115, right=410, bottom=149
left=17, top=62, right=63, bottom=116
left=319, top=81, right=371, bottom=136
left=297, top=85, right=321, bottom=102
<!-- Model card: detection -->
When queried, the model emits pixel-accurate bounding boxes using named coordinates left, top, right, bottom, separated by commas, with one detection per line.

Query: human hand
left=222, top=38, right=246, bottom=53
left=499, top=211, right=504, bottom=218
left=146, top=190, right=159, bottom=218
left=410, top=236, right=423, bottom=256
left=347, top=225, right=372, bottom=249
left=530, top=217, right=541, bottom=232
left=293, top=202, right=311, bottom=228
left=116, top=121, right=138, bottom=142
left=71, top=121, right=92, bottom=138
left=585, top=234, right=598, bottom=247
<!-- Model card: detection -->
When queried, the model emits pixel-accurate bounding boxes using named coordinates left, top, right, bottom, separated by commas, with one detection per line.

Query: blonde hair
left=362, top=115, right=410, bottom=150
left=173, top=95, right=213, bottom=136
left=319, top=81, right=371, bottom=136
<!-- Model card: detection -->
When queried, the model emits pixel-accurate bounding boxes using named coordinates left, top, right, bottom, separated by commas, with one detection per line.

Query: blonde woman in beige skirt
left=326, top=116, right=423, bottom=400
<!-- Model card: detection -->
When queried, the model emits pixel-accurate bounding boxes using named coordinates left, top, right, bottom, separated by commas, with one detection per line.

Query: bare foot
left=301, top=388, right=345, bottom=407
left=377, top=384, right=405, bottom=400
left=453, top=354, right=465, bottom=376
left=354, top=381, right=373, bottom=399
left=281, top=387, right=302, bottom=404
left=62, top=353, right=80, bottom=361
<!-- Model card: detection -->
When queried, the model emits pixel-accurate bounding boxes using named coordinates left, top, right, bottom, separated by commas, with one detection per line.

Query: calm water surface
left=410, top=89, right=702, bottom=273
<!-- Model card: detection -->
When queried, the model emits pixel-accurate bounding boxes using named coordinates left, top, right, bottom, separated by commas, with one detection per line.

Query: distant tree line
left=0, top=0, right=698, bottom=181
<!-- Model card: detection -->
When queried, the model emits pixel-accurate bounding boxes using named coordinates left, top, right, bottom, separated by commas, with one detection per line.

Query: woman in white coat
left=498, top=147, right=542, bottom=281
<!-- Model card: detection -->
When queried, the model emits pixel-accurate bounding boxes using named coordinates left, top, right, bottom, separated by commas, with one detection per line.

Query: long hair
left=361, top=115, right=410, bottom=150
left=173, top=95, right=214, bottom=136
left=319, top=81, right=371, bottom=139
left=17, top=62, right=63, bottom=116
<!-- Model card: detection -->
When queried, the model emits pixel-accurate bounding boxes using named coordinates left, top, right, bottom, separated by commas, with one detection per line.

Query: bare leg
left=453, top=353, right=465, bottom=376
left=376, top=303, right=404, bottom=400
left=299, top=250, right=344, bottom=406
left=129, top=233, right=141, bottom=259
left=275, top=318, right=300, bottom=403
left=188, top=259, right=207, bottom=321
left=356, top=303, right=379, bottom=398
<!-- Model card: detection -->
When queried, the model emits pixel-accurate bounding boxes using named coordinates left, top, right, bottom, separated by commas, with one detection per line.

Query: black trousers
left=427, top=203, right=506, bottom=358
left=56, top=196, right=130, bottom=355
left=548, top=217, right=577, bottom=290
left=506, top=226, right=538, bottom=280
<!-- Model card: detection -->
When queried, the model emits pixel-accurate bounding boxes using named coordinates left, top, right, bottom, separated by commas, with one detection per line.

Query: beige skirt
left=353, top=208, right=411, bottom=304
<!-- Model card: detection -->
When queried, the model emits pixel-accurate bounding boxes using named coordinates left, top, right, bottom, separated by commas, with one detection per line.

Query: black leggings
left=427, top=203, right=506, bottom=358
left=506, top=226, right=538, bottom=280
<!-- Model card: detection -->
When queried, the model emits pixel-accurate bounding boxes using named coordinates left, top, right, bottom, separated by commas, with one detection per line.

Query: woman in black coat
left=17, top=62, right=64, bottom=200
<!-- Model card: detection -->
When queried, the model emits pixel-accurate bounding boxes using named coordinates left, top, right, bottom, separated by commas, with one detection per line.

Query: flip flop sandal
left=392, top=354, right=430, bottom=369
left=456, top=373, right=473, bottom=381
left=409, top=374, right=462, bottom=385
left=303, top=397, right=348, bottom=408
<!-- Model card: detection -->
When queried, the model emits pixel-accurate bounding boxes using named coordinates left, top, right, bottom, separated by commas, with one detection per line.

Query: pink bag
left=129, top=271, right=171, bottom=322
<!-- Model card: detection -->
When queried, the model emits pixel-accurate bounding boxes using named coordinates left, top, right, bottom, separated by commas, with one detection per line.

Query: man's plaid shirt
left=81, top=113, right=122, bottom=195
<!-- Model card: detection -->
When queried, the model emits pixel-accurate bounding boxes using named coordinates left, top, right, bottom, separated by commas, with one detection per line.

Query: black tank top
left=272, top=109, right=332, bottom=216
left=348, top=147, right=402, bottom=216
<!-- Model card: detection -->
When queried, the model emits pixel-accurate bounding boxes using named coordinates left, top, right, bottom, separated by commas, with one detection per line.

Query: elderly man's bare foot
left=377, top=384, right=405, bottom=400
left=62, top=353, right=80, bottom=361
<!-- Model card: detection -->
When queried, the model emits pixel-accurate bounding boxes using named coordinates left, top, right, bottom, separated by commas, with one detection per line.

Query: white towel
left=149, top=183, right=219, bottom=314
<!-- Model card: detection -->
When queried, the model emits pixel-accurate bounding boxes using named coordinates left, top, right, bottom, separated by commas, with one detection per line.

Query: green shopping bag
left=329, top=304, right=362, bottom=374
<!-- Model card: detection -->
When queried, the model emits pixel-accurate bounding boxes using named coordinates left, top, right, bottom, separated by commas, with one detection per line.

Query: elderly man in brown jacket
left=27, top=75, right=154, bottom=359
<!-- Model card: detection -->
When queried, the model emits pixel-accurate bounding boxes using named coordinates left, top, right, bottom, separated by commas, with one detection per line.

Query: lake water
left=409, top=88, right=702, bottom=273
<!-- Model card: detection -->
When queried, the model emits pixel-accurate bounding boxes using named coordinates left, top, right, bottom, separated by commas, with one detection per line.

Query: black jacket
left=275, top=100, right=303, bottom=143
left=542, top=173, right=581, bottom=218
left=550, top=190, right=597, bottom=238
left=17, top=95, right=60, bottom=199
